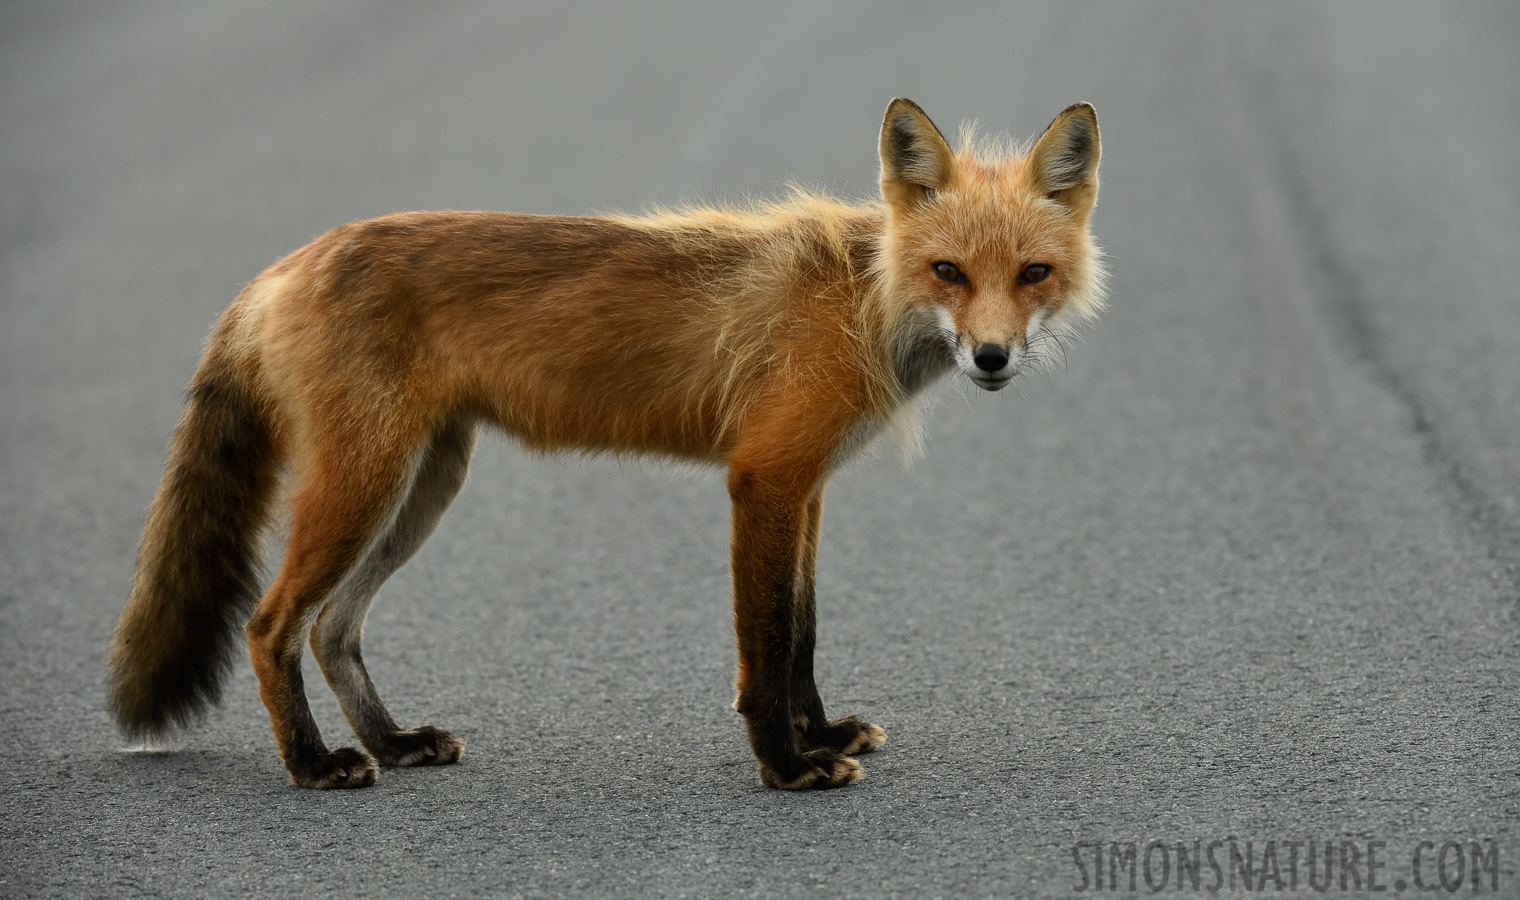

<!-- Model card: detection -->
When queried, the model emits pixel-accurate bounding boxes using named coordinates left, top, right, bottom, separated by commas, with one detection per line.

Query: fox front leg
left=788, top=490, right=887, bottom=757
left=727, top=466, right=860, bottom=789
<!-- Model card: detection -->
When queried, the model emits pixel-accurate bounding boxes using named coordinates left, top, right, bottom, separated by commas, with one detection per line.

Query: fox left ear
left=1027, top=102, right=1100, bottom=214
left=879, top=98, right=956, bottom=210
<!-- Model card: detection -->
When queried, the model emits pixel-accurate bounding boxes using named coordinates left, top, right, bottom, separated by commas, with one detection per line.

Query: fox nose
left=973, top=343, right=1009, bottom=373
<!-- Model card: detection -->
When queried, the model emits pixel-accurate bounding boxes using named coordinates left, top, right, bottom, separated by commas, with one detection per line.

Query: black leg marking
left=788, top=492, right=887, bottom=759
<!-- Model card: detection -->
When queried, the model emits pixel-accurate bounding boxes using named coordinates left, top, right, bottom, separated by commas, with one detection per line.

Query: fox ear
left=1027, top=102, right=1100, bottom=213
left=879, top=98, right=955, bottom=209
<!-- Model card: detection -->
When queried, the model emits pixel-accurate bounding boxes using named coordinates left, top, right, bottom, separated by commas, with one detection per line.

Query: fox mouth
left=969, top=373, right=1013, bottom=392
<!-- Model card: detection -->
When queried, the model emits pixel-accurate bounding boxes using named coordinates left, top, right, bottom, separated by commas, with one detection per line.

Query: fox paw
left=286, top=747, right=378, bottom=789
left=369, top=725, right=465, bottom=767
left=758, top=748, right=862, bottom=790
left=798, top=715, right=887, bottom=755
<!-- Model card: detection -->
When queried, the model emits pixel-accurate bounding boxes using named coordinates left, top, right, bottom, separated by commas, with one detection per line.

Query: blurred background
left=3, top=2, right=1517, bottom=896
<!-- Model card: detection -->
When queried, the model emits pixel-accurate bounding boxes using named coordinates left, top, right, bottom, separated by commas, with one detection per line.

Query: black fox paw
left=798, top=715, right=887, bottom=755
left=758, top=748, right=863, bottom=790
left=369, top=725, right=465, bottom=767
left=286, top=747, right=378, bottom=789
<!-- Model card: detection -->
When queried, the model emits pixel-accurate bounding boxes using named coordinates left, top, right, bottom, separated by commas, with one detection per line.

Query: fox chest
left=827, top=319, right=955, bottom=472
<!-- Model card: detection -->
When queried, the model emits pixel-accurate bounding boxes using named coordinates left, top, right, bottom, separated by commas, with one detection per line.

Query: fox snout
left=959, top=338, right=1020, bottom=391
left=953, top=304, right=1062, bottom=391
left=954, top=337, right=1027, bottom=389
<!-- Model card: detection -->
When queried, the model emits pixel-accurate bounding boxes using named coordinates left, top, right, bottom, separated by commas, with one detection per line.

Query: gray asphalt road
left=3, top=2, right=1518, bottom=897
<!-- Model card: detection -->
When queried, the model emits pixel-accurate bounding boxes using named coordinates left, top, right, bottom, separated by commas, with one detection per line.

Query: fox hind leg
left=309, top=418, right=477, bottom=768
left=788, top=491, right=887, bottom=757
left=245, top=427, right=429, bottom=789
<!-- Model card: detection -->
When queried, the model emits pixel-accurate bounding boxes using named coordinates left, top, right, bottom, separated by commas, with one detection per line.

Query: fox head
left=878, top=99, right=1105, bottom=392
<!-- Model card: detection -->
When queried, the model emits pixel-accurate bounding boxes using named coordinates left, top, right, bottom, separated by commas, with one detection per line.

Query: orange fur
left=109, top=99, right=1105, bottom=790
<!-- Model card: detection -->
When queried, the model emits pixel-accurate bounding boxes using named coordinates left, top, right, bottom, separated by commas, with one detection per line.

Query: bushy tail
left=108, top=350, right=278, bottom=740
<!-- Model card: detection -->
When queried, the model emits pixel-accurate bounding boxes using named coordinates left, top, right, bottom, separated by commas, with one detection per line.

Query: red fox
left=109, top=99, right=1104, bottom=790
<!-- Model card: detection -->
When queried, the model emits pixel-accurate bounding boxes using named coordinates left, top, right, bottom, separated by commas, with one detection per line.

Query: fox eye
left=932, top=261, right=967, bottom=284
left=1018, top=264, right=1051, bottom=285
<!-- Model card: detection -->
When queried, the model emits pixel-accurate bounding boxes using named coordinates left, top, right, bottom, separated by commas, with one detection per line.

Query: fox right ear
left=1027, top=102, right=1101, bottom=214
left=879, top=98, right=955, bottom=209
